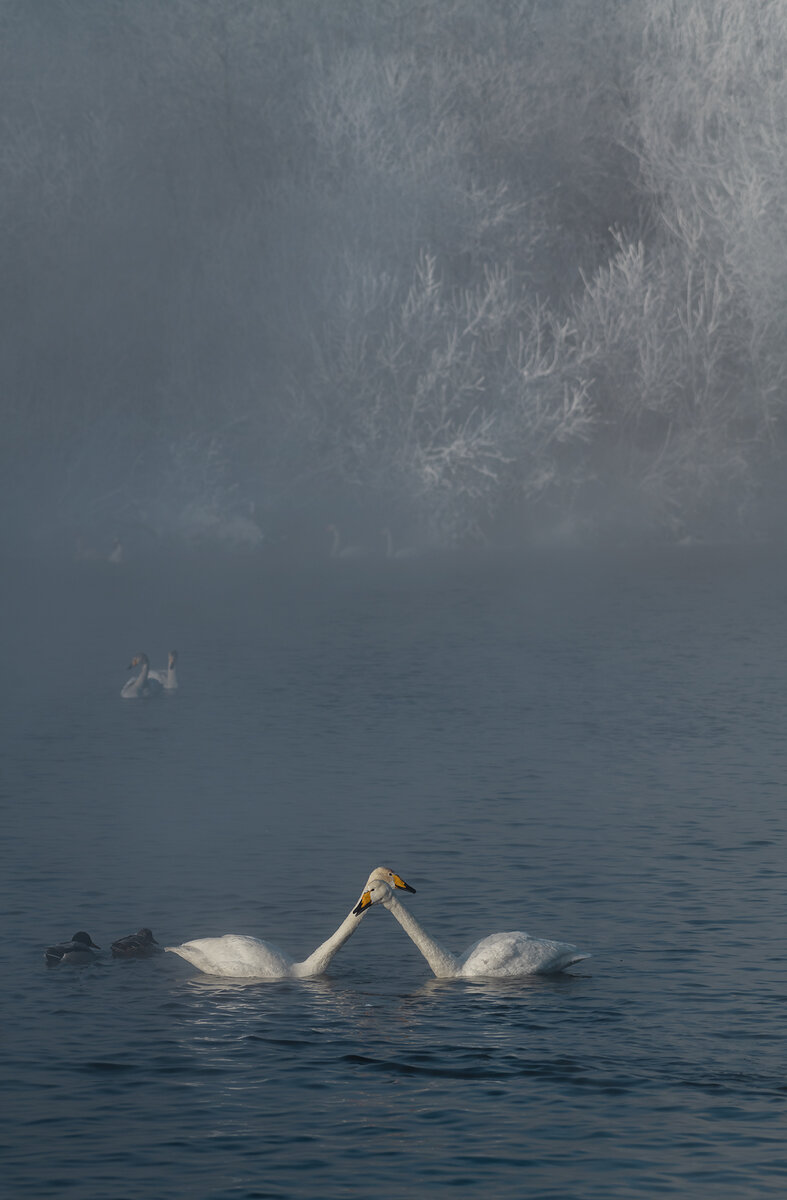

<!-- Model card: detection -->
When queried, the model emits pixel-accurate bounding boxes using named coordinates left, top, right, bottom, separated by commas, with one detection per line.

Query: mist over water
left=3, top=0, right=787, bottom=555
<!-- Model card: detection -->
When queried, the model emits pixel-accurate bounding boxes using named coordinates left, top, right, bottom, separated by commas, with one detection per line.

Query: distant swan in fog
left=148, top=650, right=178, bottom=691
left=354, top=881, right=589, bottom=977
left=108, top=537, right=124, bottom=565
left=382, top=528, right=418, bottom=560
left=165, top=867, right=416, bottom=979
left=111, top=928, right=161, bottom=957
left=44, top=931, right=101, bottom=966
left=121, top=653, right=163, bottom=699
left=327, top=524, right=365, bottom=559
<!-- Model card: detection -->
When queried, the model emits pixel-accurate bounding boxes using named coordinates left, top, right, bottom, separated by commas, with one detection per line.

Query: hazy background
left=2, top=0, right=787, bottom=556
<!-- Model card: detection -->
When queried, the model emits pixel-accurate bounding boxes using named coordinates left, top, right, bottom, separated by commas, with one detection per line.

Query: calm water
left=3, top=547, right=787, bottom=1198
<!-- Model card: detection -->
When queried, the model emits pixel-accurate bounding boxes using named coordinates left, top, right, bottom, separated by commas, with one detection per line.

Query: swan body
left=45, top=931, right=101, bottom=966
left=148, top=651, right=178, bottom=691
left=111, top=928, right=160, bottom=957
left=166, top=867, right=415, bottom=979
left=121, top=653, right=163, bottom=699
left=382, top=528, right=418, bottom=559
left=354, top=882, right=589, bottom=978
left=327, top=524, right=365, bottom=559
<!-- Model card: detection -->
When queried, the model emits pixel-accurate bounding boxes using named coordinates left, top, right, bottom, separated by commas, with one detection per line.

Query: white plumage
left=354, top=880, right=589, bottom=977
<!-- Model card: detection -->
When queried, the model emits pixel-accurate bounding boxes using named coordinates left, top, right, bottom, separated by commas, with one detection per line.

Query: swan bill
left=353, top=892, right=373, bottom=916
left=391, top=874, right=416, bottom=893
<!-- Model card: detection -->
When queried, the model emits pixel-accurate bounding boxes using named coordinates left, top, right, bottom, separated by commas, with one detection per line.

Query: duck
left=165, top=867, right=415, bottom=979
left=354, top=880, right=589, bottom=977
left=148, top=651, right=178, bottom=691
left=121, top=653, right=163, bottom=699
left=44, top=931, right=101, bottom=966
left=110, top=928, right=161, bottom=957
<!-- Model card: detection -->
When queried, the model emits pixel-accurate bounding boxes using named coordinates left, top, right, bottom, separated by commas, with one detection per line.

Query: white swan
left=382, top=528, right=418, bottom=559
left=121, top=653, right=163, bottom=699
left=327, top=524, right=365, bottom=559
left=148, top=650, right=178, bottom=691
left=354, top=881, right=589, bottom=977
left=165, top=867, right=416, bottom=979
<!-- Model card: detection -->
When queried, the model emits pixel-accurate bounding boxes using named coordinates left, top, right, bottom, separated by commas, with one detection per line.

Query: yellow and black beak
left=353, top=891, right=373, bottom=916
left=392, top=874, right=416, bottom=893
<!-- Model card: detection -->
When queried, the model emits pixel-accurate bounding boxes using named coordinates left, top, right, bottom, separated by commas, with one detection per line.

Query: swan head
left=128, top=653, right=149, bottom=669
left=353, top=879, right=396, bottom=916
left=354, top=869, right=414, bottom=916
left=365, top=867, right=415, bottom=893
left=168, top=651, right=178, bottom=667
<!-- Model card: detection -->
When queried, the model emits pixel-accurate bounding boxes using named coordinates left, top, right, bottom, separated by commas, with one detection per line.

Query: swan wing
left=165, top=934, right=293, bottom=978
left=459, top=931, right=590, bottom=977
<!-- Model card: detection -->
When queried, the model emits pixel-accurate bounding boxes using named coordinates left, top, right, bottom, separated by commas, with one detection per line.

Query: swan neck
left=292, top=907, right=363, bottom=978
left=385, top=895, right=458, bottom=978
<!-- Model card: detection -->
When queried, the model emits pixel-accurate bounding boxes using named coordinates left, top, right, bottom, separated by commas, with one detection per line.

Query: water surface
left=3, top=547, right=786, bottom=1197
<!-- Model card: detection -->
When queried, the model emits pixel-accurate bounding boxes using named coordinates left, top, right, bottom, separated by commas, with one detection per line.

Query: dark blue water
left=3, top=547, right=787, bottom=1198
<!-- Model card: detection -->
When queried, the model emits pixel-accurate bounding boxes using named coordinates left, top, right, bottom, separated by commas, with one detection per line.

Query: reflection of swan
left=121, top=653, right=163, bottom=699
left=149, top=651, right=178, bottom=691
left=327, top=524, right=365, bottom=559
left=166, top=867, right=415, bottom=979
left=354, top=881, right=589, bottom=977
left=45, top=931, right=101, bottom=966
left=382, top=528, right=418, bottom=559
left=111, top=928, right=161, bottom=957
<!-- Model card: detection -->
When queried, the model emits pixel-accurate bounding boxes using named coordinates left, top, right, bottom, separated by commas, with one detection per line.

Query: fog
left=2, top=0, right=787, bottom=558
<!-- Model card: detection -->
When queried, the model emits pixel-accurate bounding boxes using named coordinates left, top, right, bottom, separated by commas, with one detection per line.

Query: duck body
left=111, top=928, right=161, bottom=957
left=45, top=931, right=101, bottom=966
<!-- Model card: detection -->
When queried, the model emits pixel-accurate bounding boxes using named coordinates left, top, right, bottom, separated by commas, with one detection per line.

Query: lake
left=3, top=545, right=786, bottom=1197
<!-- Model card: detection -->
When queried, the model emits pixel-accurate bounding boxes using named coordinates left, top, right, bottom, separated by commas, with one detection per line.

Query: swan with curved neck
left=382, top=528, right=418, bottom=559
left=354, top=881, right=589, bottom=977
left=121, top=653, right=163, bottom=699
left=327, top=524, right=364, bottom=559
left=149, top=651, right=178, bottom=691
left=165, top=867, right=415, bottom=979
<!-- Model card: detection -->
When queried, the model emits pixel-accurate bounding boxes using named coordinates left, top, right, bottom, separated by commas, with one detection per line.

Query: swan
left=44, top=931, right=101, bottom=966
left=121, top=653, right=163, bottom=699
left=148, top=651, right=178, bottom=691
left=165, top=867, right=415, bottom=979
left=327, top=524, right=365, bottom=559
left=382, top=528, right=418, bottom=559
left=108, top=537, right=124, bottom=564
left=110, top=928, right=161, bottom=957
left=354, top=881, right=589, bottom=977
